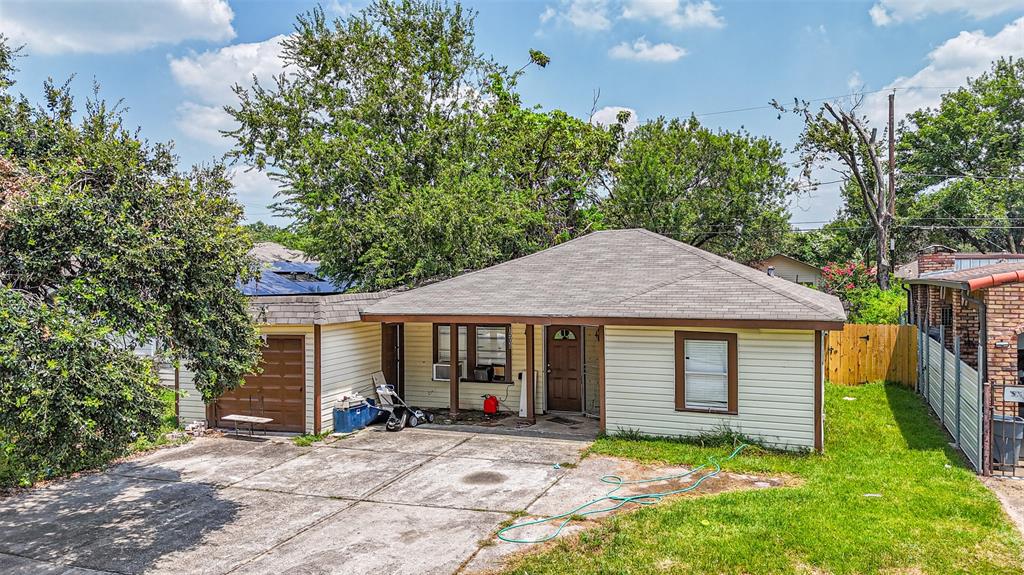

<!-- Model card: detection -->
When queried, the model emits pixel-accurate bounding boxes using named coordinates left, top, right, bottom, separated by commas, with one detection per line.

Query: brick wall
left=918, top=252, right=955, bottom=274
left=952, top=289, right=980, bottom=368
left=983, top=283, right=1024, bottom=387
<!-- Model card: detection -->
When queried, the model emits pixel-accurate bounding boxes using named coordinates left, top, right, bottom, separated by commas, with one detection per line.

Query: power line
left=693, top=85, right=963, bottom=118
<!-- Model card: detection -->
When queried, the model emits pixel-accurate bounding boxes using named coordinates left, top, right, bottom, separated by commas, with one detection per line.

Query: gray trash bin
left=992, top=414, right=1024, bottom=466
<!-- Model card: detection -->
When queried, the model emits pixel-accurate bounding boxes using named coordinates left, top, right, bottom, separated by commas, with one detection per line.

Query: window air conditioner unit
left=432, top=361, right=467, bottom=381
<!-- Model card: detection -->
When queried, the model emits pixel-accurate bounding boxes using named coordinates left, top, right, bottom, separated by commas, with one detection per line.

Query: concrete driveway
left=0, top=428, right=590, bottom=575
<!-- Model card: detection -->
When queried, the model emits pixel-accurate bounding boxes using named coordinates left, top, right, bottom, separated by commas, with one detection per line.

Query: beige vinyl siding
left=403, top=322, right=545, bottom=413
left=156, top=362, right=176, bottom=389
left=761, top=255, right=822, bottom=286
left=176, top=368, right=206, bottom=425
left=604, top=326, right=816, bottom=451
left=319, top=321, right=382, bottom=432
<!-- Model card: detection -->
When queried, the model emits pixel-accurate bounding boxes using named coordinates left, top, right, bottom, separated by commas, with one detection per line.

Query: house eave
left=359, top=312, right=844, bottom=331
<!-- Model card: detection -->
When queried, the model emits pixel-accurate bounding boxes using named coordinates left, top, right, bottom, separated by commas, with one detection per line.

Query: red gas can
left=483, top=395, right=499, bottom=415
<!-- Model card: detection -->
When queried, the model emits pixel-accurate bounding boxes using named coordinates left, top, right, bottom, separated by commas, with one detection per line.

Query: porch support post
left=449, top=323, right=459, bottom=419
left=525, top=324, right=536, bottom=422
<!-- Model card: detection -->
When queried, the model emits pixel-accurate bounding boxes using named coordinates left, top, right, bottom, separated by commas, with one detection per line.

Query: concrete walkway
left=0, top=428, right=590, bottom=575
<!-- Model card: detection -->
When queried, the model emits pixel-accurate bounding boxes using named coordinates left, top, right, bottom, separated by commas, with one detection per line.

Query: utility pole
left=884, top=91, right=896, bottom=290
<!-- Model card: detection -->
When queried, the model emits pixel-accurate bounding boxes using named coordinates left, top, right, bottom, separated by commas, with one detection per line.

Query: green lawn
left=503, top=383, right=1023, bottom=574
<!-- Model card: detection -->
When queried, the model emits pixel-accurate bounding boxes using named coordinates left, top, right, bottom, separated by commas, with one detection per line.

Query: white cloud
left=864, top=17, right=1024, bottom=123
left=621, top=0, right=725, bottom=29
left=869, top=0, right=1023, bottom=26
left=230, top=168, right=289, bottom=224
left=539, top=0, right=611, bottom=31
left=847, top=71, right=863, bottom=91
left=170, top=35, right=288, bottom=145
left=609, top=37, right=687, bottom=62
left=590, top=106, right=639, bottom=131
left=566, top=0, right=613, bottom=30
left=0, top=0, right=234, bottom=55
left=328, top=1, right=356, bottom=16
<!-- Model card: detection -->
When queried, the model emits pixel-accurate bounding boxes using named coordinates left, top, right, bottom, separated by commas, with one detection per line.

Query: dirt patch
left=983, top=477, right=1024, bottom=538
left=430, top=409, right=515, bottom=427
left=463, top=455, right=798, bottom=574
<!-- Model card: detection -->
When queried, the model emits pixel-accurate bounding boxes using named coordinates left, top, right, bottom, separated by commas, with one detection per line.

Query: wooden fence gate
left=825, top=324, right=918, bottom=387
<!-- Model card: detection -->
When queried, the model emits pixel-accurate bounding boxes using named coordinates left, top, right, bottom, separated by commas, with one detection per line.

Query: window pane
left=475, top=326, right=506, bottom=368
left=436, top=325, right=467, bottom=363
left=684, top=340, right=728, bottom=410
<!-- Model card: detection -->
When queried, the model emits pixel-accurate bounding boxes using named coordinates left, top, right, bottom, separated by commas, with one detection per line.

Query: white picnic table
left=221, top=414, right=274, bottom=436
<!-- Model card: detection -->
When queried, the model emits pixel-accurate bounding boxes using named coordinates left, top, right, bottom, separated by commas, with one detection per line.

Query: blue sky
left=4, top=0, right=1023, bottom=225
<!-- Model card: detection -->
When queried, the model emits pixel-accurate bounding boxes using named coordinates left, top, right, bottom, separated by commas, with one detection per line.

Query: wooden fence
left=825, top=324, right=918, bottom=387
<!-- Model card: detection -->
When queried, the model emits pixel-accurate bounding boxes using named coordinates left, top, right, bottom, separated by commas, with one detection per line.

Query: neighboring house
left=173, top=231, right=845, bottom=451
left=753, top=254, right=822, bottom=287
left=905, top=247, right=1024, bottom=475
left=906, top=247, right=1024, bottom=378
left=362, top=230, right=845, bottom=451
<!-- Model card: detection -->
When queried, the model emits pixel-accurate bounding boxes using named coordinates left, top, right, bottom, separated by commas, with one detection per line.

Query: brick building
left=905, top=247, right=1024, bottom=388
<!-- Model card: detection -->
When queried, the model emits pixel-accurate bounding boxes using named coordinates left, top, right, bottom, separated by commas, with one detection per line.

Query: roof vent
left=766, top=266, right=776, bottom=277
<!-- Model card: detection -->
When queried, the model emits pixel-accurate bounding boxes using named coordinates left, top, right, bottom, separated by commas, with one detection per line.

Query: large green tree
left=0, top=42, right=262, bottom=484
left=228, top=0, right=621, bottom=289
left=602, top=116, right=795, bottom=263
left=900, top=57, right=1024, bottom=253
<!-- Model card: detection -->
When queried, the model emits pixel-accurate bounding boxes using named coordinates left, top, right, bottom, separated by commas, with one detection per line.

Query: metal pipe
left=902, top=282, right=913, bottom=325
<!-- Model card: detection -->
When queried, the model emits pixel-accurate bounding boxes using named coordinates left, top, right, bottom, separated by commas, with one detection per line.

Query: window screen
left=683, top=339, right=729, bottom=410
left=436, top=325, right=467, bottom=363
left=475, top=326, right=507, bottom=366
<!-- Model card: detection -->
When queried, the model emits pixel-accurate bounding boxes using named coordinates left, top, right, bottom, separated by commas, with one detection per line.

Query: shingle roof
left=362, top=229, right=845, bottom=325
left=908, top=261, right=1024, bottom=290
left=250, top=291, right=396, bottom=325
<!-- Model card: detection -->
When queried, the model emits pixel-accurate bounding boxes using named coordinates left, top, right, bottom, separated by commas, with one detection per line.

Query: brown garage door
left=212, top=335, right=306, bottom=433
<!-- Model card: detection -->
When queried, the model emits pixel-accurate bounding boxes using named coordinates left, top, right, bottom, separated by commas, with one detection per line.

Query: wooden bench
left=221, top=414, right=274, bottom=436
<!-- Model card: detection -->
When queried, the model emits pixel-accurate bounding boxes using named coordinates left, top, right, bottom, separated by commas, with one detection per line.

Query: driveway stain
left=462, top=471, right=507, bottom=485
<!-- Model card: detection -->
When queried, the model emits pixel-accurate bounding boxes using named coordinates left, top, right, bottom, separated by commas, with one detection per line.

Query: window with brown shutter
left=674, top=331, right=738, bottom=414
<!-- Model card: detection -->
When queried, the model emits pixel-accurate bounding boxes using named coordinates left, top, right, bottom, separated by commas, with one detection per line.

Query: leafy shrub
left=821, top=260, right=907, bottom=324
left=0, top=289, right=164, bottom=486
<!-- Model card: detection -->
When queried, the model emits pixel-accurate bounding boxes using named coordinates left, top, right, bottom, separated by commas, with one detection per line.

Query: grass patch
left=292, top=431, right=331, bottom=447
left=128, top=387, right=187, bottom=453
left=503, top=383, right=1023, bottom=574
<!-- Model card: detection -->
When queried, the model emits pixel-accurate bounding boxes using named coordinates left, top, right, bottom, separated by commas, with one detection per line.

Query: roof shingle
left=363, top=229, right=845, bottom=324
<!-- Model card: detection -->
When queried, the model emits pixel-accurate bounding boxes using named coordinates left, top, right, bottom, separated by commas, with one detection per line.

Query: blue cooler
left=333, top=402, right=368, bottom=433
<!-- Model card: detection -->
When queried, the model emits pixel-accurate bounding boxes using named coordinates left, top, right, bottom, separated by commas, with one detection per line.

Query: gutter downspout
left=902, top=283, right=913, bottom=324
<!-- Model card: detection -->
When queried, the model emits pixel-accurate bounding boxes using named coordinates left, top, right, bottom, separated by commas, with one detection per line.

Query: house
left=174, top=230, right=845, bottom=451
left=171, top=244, right=392, bottom=434
left=905, top=246, right=1024, bottom=382
left=753, top=254, right=822, bottom=286
left=361, top=229, right=845, bottom=451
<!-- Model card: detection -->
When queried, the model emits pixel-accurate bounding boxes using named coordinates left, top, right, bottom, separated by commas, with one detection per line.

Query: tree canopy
left=228, top=0, right=625, bottom=289
left=0, top=40, right=262, bottom=484
left=900, top=57, right=1024, bottom=253
left=602, top=116, right=795, bottom=263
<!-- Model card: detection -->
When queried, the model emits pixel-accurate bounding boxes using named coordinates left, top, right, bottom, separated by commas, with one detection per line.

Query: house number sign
left=1003, top=387, right=1024, bottom=403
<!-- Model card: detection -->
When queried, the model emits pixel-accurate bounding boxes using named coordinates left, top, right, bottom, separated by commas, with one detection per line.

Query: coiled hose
left=496, top=443, right=748, bottom=544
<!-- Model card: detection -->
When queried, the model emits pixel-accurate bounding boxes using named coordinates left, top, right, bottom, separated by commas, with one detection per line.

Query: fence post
left=954, top=334, right=961, bottom=446
left=982, top=381, right=992, bottom=476
left=917, top=324, right=924, bottom=392
left=924, top=317, right=931, bottom=400
left=940, top=325, right=946, bottom=423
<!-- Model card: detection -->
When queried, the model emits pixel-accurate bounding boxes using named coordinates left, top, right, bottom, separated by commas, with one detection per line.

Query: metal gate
left=987, top=384, right=1024, bottom=478
left=918, top=327, right=984, bottom=472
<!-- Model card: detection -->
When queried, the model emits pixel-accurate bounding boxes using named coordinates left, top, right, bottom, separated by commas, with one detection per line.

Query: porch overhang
left=360, top=313, right=844, bottom=331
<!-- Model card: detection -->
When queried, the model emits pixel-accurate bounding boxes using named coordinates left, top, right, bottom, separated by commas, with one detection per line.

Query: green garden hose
left=496, top=443, right=748, bottom=544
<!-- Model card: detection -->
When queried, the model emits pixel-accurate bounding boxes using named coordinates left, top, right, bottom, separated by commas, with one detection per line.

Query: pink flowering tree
left=821, top=260, right=877, bottom=298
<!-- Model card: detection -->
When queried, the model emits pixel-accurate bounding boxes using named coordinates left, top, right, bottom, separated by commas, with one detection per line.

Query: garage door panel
left=214, top=335, right=306, bottom=433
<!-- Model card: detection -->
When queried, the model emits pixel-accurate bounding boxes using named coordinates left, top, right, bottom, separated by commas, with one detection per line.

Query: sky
left=3, top=0, right=1023, bottom=227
